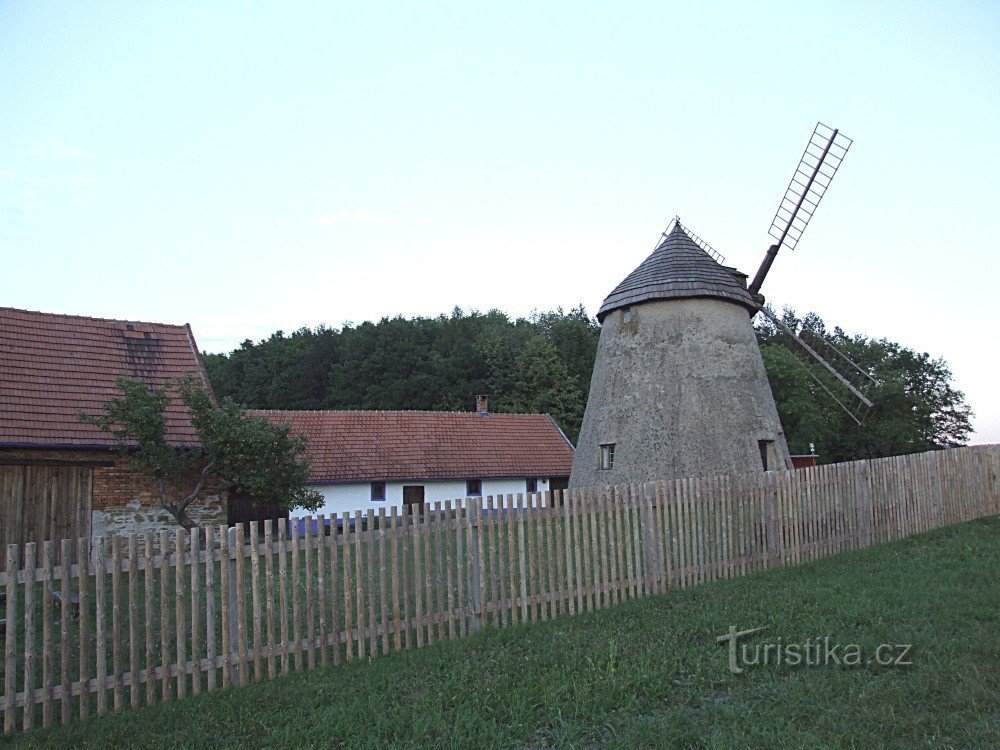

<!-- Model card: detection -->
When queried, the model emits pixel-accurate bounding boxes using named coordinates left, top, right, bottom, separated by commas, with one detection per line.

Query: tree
left=81, top=376, right=322, bottom=528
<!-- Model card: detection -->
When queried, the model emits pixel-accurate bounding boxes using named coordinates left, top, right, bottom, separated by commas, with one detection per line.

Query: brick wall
left=0, top=447, right=227, bottom=537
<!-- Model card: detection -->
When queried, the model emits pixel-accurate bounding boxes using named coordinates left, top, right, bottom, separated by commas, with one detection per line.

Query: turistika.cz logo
left=716, top=626, right=914, bottom=674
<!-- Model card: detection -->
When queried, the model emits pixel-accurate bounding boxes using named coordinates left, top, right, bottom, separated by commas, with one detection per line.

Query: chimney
left=475, top=395, right=489, bottom=415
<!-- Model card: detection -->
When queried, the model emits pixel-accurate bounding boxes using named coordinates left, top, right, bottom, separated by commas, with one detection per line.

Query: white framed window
left=599, top=443, right=615, bottom=470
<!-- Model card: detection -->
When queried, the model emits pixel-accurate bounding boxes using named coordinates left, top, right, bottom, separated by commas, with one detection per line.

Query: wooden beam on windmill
left=749, top=123, right=853, bottom=297
left=759, top=306, right=878, bottom=425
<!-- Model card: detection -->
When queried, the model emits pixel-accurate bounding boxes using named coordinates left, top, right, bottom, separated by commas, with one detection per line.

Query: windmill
left=745, top=123, right=879, bottom=426
left=569, top=122, right=877, bottom=490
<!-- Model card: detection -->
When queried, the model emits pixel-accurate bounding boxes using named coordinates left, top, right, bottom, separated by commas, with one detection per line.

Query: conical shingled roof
left=596, top=222, right=758, bottom=322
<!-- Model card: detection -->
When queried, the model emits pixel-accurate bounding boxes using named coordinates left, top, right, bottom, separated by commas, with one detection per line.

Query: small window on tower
left=758, top=440, right=774, bottom=471
left=599, top=443, right=616, bottom=471
left=623, top=307, right=633, bottom=323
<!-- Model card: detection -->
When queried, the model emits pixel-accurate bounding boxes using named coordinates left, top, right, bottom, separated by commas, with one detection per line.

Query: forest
left=203, top=306, right=973, bottom=464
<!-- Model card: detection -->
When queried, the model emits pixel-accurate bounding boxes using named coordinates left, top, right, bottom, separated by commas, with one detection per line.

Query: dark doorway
left=403, top=485, right=425, bottom=516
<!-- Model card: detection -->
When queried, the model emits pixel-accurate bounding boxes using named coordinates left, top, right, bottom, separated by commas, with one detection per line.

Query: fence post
left=983, top=445, right=999, bottom=516
left=857, top=461, right=873, bottom=548
left=764, top=473, right=781, bottom=569
left=4, top=544, right=18, bottom=734
left=226, top=526, right=240, bottom=686
left=468, top=499, right=484, bottom=632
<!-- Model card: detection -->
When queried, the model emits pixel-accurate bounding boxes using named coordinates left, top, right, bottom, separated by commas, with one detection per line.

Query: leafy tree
left=81, top=376, right=322, bottom=528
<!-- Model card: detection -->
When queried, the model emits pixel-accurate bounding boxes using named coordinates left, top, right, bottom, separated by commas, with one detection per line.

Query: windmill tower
left=570, top=123, right=872, bottom=489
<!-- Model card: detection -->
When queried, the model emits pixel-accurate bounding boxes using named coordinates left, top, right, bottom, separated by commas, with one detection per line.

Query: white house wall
left=302, top=477, right=553, bottom=519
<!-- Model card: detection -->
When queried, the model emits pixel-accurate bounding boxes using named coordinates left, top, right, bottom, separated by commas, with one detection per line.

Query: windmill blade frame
left=769, top=123, right=853, bottom=254
left=749, top=123, right=852, bottom=296
left=759, top=306, right=878, bottom=425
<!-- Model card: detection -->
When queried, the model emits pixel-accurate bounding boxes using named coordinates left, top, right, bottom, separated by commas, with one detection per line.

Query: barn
left=254, top=398, right=575, bottom=517
left=0, top=306, right=227, bottom=546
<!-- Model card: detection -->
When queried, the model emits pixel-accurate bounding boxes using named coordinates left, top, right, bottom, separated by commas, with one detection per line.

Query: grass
left=8, top=516, right=997, bottom=749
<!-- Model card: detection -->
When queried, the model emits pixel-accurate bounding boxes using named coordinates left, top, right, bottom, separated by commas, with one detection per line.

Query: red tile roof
left=0, top=307, right=213, bottom=448
left=251, top=409, right=575, bottom=483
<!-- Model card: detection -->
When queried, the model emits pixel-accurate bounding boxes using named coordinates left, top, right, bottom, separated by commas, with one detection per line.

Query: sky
left=1, top=1, right=998, bottom=443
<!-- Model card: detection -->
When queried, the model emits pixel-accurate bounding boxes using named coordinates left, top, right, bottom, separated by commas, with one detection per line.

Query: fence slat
left=506, top=494, right=519, bottom=624
left=127, top=535, right=140, bottom=709
left=304, top=517, right=316, bottom=670
left=277, top=521, right=289, bottom=673
left=235, top=524, right=248, bottom=685
left=390, top=506, right=402, bottom=651
left=77, top=537, right=91, bottom=719
left=316, top=515, right=328, bottom=667
left=421, top=506, right=433, bottom=645
left=219, top=525, right=232, bottom=688
left=455, top=500, right=467, bottom=637
left=250, top=522, right=262, bottom=681
left=40, top=541, right=54, bottom=727
left=378, top=507, right=390, bottom=653
left=59, top=538, right=72, bottom=725
left=354, top=510, right=366, bottom=658
left=189, top=527, right=201, bottom=697
left=290, top=522, right=302, bottom=671
left=158, top=530, right=171, bottom=701
left=94, top=538, right=107, bottom=717
left=4, top=545, right=17, bottom=734
left=205, top=527, right=218, bottom=692
left=329, top=514, right=343, bottom=664
left=174, top=531, right=186, bottom=700
left=448, top=498, right=458, bottom=636
left=341, top=513, right=354, bottom=659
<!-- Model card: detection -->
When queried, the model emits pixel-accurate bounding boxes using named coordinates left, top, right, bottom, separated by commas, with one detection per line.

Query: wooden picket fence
left=0, top=444, right=997, bottom=736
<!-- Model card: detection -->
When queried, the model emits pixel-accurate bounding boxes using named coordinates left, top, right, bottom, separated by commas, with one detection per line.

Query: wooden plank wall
left=0, top=466, right=91, bottom=567
left=0, top=444, right=996, bottom=737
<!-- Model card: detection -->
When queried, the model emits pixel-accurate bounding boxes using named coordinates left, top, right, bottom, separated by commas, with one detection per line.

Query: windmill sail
left=749, top=123, right=853, bottom=296
left=769, top=123, right=853, bottom=253
left=759, top=306, right=878, bottom=426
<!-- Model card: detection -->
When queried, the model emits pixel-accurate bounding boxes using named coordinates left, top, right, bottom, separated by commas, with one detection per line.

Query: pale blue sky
left=2, top=2, right=998, bottom=442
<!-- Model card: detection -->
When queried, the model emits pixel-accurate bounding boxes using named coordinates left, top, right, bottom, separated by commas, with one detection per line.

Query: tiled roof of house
left=597, top=222, right=758, bottom=321
left=0, top=307, right=213, bottom=448
left=251, top=409, right=575, bottom=484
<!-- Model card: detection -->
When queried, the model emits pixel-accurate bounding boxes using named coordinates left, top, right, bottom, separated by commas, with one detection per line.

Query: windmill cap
left=596, top=222, right=758, bottom=322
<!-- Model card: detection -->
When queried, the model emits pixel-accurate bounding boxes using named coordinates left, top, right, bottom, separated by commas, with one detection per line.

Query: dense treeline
left=204, top=307, right=597, bottom=442
left=203, top=306, right=972, bottom=462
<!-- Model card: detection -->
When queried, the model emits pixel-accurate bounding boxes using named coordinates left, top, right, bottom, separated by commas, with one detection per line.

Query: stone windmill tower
left=571, top=123, right=874, bottom=489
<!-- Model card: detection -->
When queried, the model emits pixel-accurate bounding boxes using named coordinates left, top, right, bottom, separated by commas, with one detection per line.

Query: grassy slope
left=10, top=517, right=998, bottom=750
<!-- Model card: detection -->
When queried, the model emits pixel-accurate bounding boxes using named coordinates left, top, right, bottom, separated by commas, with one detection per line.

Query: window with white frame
left=599, top=443, right=615, bottom=470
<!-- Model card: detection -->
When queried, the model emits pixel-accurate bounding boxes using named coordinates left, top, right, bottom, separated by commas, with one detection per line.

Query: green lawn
left=9, top=517, right=998, bottom=750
